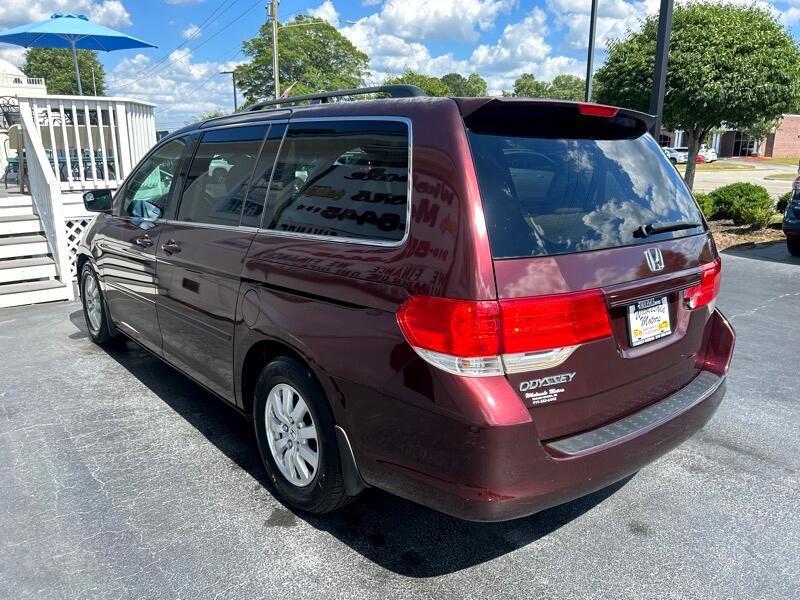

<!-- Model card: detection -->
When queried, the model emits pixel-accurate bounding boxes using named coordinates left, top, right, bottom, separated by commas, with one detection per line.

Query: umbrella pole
left=71, top=40, right=83, bottom=95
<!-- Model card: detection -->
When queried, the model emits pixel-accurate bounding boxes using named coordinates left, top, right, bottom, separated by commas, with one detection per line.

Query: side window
left=242, top=123, right=286, bottom=227
left=176, top=125, right=266, bottom=226
left=265, top=120, right=409, bottom=242
left=120, top=138, right=186, bottom=219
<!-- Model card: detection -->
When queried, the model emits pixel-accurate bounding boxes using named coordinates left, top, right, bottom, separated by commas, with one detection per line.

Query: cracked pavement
left=0, top=243, right=798, bottom=599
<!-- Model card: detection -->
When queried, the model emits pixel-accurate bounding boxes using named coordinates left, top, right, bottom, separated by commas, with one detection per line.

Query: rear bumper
left=352, top=308, right=734, bottom=522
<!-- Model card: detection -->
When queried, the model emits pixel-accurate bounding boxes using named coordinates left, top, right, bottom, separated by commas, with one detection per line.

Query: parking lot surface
left=1, top=243, right=798, bottom=599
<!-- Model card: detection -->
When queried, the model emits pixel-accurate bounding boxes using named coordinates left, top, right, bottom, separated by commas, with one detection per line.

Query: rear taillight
left=500, top=291, right=611, bottom=353
left=684, top=258, right=721, bottom=310
left=396, top=290, right=612, bottom=376
left=395, top=296, right=500, bottom=357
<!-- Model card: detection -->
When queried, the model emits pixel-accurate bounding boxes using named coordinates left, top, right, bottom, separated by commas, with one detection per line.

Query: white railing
left=17, top=94, right=157, bottom=193
left=0, top=74, right=46, bottom=88
left=18, top=103, right=73, bottom=299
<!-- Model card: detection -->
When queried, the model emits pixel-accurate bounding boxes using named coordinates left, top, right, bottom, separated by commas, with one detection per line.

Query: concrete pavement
left=0, top=243, right=798, bottom=599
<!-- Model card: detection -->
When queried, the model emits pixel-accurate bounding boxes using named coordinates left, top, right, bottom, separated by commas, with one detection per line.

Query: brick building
left=659, top=114, right=800, bottom=159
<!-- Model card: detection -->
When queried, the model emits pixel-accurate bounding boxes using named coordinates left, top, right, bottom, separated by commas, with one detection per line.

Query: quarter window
left=177, top=125, right=266, bottom=226
left=119, top=138, right=186, bottom=219
left=264, top=120, right=409, bottom=242
left=241, top=123, right=286, bottom=227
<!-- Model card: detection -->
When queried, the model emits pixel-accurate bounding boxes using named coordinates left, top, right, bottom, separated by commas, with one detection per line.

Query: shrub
left=708, top=183, right=773, bottom=224
left=777, top=191, right=792, bottom=213
left=693, top=192, right=714, bottom=219
left=738, top=203, right=774, bottom=229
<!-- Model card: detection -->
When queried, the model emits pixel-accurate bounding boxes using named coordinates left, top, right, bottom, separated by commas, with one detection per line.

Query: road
left=691, top=159, right=796, bottom=198
left=0, top=243, right=798, bottom=599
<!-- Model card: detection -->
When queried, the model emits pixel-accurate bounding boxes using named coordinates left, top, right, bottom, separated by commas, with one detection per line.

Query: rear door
left=155, top=124, right=269, bottom=399
left=97, top=137, right=189, bottom=354
left=464, top=101, right=717, bottom=440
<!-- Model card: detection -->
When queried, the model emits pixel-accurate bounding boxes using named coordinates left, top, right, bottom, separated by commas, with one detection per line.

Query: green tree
left=441, top=72, right=488, bottom=96
left=507, top=73, right=549, bottom=98
left=187, top=110, right=225, bottom=125
left=547, top=74, right=585, bottom=101
left=594, top=3, right=800, bottom=189
left=23, top=48, right=105, bottom=95
left=384, top=70, right=450, bottom=96
left=236, top=15, right=369, bottom=102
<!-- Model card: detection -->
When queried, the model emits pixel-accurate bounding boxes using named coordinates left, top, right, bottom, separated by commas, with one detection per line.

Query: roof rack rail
left=247, top=84, right=425, bottom=112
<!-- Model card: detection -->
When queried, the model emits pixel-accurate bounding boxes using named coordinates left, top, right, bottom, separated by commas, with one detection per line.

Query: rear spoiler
left=454, top=97, right=656, bottom=134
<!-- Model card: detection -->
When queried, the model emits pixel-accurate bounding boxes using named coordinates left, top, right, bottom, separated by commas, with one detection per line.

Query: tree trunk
left=683, top=129, right=702, bottom=191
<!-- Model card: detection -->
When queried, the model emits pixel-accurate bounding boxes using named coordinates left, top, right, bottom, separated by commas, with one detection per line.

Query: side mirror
left=83, top=189, right=113, bottom=213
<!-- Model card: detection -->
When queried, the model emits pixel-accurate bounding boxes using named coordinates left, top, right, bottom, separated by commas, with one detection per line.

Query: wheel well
left=76, top=254, right=90, bottom=287
left=240, top=340, right=313, bottom=418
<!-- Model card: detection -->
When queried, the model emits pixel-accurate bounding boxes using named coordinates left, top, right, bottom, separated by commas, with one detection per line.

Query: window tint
left=264, top=120, right=409, bottom=242
left=241, top=123, right=285, bottom=227
left=120, top=138, right=186, bottom=219
left=177, top=125, right=266, bottom=226
left=468, top=131, right=704, bottom=258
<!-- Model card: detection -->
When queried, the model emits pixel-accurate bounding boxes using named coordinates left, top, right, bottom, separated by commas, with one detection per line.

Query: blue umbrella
left=0, top=13, right=156, bottom=95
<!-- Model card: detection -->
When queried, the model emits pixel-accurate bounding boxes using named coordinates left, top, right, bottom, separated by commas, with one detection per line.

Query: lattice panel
left=64, top=219, right=91, bottom=280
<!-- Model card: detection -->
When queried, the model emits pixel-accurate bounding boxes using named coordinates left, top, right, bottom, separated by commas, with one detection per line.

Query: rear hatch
left=461, top=99, right=719, bottom=441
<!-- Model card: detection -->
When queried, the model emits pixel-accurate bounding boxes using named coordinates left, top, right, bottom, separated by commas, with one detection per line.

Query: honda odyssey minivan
left=77, top=85, right=735, bottom=521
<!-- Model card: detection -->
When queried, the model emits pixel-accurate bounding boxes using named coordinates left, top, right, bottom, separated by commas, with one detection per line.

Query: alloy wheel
left=264, top=383, right=320, bottom=487
left=83, top=273, right=102, bottom=333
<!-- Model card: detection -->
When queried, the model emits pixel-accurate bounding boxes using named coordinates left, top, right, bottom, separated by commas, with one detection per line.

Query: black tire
left=788, top=236, right=800, bottom=257
left=80, top=263, right=117, bottom=345
left=670, top=157, right=677, bottom=166
left=253, top=356, right=353, bottom=514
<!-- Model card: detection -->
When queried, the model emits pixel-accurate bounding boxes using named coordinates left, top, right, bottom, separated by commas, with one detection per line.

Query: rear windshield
left=466, top=109, right=704, bottom=259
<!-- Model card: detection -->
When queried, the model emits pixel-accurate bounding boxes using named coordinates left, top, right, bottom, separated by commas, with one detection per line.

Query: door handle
left=161, top=239, right=182, bottom=255
left=134, top=235, right=153, bottom=248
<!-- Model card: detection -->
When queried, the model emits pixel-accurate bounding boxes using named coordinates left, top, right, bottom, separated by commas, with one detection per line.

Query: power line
left=112, top=0, right=241, bottom=89
left=113, top=0, right=260, bottom=90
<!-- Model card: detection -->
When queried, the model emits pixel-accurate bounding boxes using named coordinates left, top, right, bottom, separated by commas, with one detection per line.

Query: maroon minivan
left=77, top=86, right=735, bottom=521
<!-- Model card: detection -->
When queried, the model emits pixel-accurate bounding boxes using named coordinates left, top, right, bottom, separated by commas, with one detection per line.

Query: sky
left=1, top=0, right=799, bottom=130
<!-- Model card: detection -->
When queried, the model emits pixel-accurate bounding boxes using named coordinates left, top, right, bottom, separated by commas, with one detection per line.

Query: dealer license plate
left=627, top=296, right=672, bottom=347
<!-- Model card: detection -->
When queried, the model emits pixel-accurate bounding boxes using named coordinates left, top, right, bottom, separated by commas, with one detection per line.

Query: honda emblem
left=645, top=248, right=665, bottom=272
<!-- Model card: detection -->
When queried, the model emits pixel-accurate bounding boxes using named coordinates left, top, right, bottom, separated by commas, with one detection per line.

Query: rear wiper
left=633, top=221, right=702, bottom=238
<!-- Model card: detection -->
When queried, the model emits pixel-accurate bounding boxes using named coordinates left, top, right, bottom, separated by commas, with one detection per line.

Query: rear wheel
left=788, top=236, right=800, bottom=257
left=80, top=263, right=117, bottom=345
left=253, top=356, right=353, bottom=514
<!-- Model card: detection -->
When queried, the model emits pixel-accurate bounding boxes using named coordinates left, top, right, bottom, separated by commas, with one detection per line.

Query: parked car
left=699, top=145, right=718, bottom=163
left=662, top=146, right=688, bottom=165
left=784, top=178, right=800, bottom=256
left=77, top=89, right=735, bottom=522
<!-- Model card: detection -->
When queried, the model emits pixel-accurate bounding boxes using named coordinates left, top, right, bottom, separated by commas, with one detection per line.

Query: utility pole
left=220, top=70, right=238, bottom=111
left=649, top=0, right=674, bottom=137
left=269, top=0, right=280, bottom=99
left=584, top=0, right=599, bottom=102
left=91, top=66, right=97, bottom=96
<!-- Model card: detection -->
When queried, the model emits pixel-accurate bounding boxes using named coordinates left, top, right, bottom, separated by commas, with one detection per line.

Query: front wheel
left=80, top=263, right=117, bottom=345
left=253, top=356, right=353, bottom=514
left=788, top=236, right=800, bottom=257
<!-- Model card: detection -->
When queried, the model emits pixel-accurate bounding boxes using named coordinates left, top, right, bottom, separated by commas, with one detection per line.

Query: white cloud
left=783, top=6, right=800, bottom=25
left=0, top=1, right=132, bottom=29
left=164, top=0, right=206, bottom=5
left=342, top=4, right=582, bottom=94
left=362, top=0, right=382, bottom=6
left=0, top=46, right=27, bottom=68
left=181, top=23, right=201, bottom=40
left=347, top=0, right=515, bottom=44
left=308, top=1, right=339, bottom=27
left=108, top=49, right=244, bottom=127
